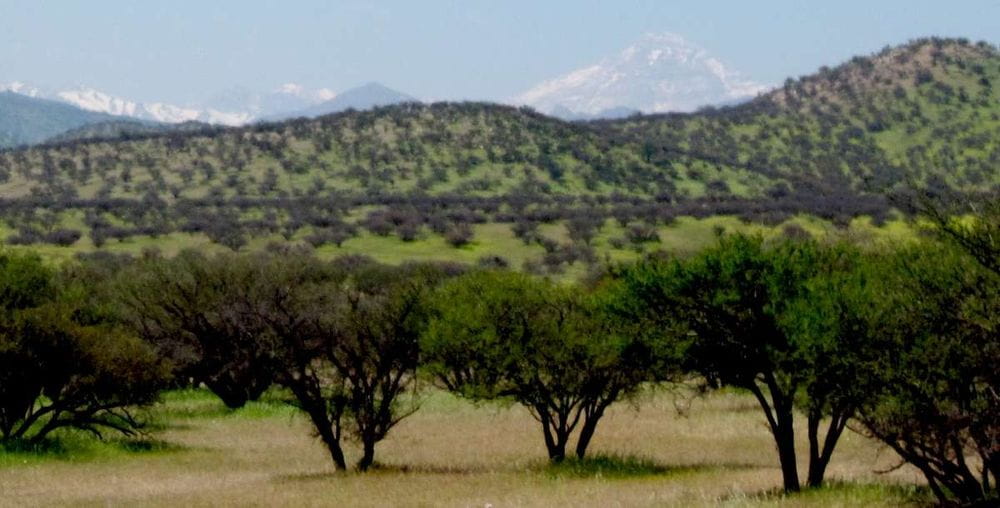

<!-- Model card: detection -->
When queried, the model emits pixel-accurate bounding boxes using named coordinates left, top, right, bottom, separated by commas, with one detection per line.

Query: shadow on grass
left=537, top=454, right=760, bottom=479
left=721, top=480, right=934, bottom=506
left=114, top=438, right=186, bottom=454
left=274, top=463, right=491, bottom=482
left=275, top=455, right=763, bottom=482
left=0, top=437, right=69, bottom=456
left=1, top=435, right=186, bottom=464
left=153, top=390, right=299, bottom=425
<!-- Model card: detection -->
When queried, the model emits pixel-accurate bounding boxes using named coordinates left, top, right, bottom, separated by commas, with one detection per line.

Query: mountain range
left=262, top=83, right=417, bottom=122
left=0, top=81, right=418, bottom=148
left=514, top=33, right=769, bottom=118
left=1, top=81, right=351, bottom=126
left=1, top=32, right=768, bottom=141
left=0, top=91, right=119, bottom=147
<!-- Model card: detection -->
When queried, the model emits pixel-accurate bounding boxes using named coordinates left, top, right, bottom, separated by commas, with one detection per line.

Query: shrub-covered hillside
left=602, top=37, right=1000, bottom=196
left=0, top=38, right=996, bottom=266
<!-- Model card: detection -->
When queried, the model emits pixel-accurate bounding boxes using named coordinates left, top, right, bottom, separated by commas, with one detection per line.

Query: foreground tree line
left=1, top=203, right=998, bottom=505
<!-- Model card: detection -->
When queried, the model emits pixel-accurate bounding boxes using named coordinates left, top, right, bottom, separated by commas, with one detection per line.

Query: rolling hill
left=0, top=92, right=120, bottom=148
left=0, top=38, right=996, bottom=269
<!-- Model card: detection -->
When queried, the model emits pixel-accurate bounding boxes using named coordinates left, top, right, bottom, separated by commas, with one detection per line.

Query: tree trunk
left=541, top=416, right=568, bottom=462
left=772, top=398, right=800, bottom=493
left=748, top=381, right=800, bottom=493
left=806, top=410, right=823, bottom=488
left=299, top=397, right=346, bottom=470
left=356, top=438, right=376, bottom=471
left=315, top=417, right=347, bottom=470
left=575, top=405, right=607, bottom=459
left=775, top=422, right=800, bottom=491
left=806, top=409, right=848, bottom=488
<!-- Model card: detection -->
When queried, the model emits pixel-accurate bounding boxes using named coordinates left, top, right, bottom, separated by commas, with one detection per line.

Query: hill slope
left=602, top=37, right=1000, bottom=195
left=0, top=92, right=119, bottom=148
left=0, top=38, right=996, bottom=264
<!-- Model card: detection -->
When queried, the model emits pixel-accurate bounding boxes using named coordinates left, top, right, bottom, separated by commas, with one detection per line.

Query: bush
left=0, top=251, right=167, bottom=444
left=444, top=223, right=474, bottom=247
left=42, top=228, right=82, bottom=246
left=477, top=255, right=510, bottom=269
left=625, top=223, right=660, bottom=245
left=117, top=251, right=279, bottom=408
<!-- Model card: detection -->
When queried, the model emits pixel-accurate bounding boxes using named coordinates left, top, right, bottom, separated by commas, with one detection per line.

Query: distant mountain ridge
left=264, top=83, right=417, bottom=121
left=42, top=119, right=218, bottom=145
left=1, top=80, right=417, bottom=127
left=0, top=91, right=119, bottom=147
left=515, top=32, right=770, bottom=116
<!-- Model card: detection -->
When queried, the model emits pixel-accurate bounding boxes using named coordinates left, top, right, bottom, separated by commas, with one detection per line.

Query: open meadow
left=0, top=389, right=929, bottom=507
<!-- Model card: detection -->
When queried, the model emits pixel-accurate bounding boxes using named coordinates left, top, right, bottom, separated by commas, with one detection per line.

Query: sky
left=1, top=0, right=998, bottom=105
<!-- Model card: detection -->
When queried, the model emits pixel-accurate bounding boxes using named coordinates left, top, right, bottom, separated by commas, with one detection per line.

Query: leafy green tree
left=259, top=258, right=456, bottom=471
left=616, top=235, right=861, bottom=491
left=422, top=270, right=662, bottom=462
left=777, top=244, right=877, bottom=487
left=0, top=251, right=166, bottom=444
left=845, top=242, right=999, bottom=504
left=116, top=251, right=277, bottom=408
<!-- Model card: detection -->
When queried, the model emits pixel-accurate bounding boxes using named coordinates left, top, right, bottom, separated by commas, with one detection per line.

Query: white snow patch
left=512, top=32, right=772, bottom=115
left=1, top=81, right=43, bottom=97
left=648, top=49, right=663, bottom=65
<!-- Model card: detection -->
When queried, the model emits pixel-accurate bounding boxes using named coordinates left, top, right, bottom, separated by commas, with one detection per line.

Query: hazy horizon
left=2, top=0, right=998, bottom=105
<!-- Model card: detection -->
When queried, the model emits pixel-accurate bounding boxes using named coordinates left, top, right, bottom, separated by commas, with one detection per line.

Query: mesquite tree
left=847, top=241, right=999, bottom=505
left=616, top=235, right=862, bottom=491
left=117, top=251, right=277, bottom=408
left=422, top=270, right=660, bottom=462
left=0, top=251, right=166, bottom=444
left=258, top=257, right=458, bottom=471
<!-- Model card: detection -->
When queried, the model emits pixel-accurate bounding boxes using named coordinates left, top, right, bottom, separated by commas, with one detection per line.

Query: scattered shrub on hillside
left=444, top=223, right=473, bottom=247
left=625, top=223, right=660, bottom=245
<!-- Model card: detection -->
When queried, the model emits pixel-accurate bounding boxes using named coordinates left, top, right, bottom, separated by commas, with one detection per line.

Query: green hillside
left=604, top=37, right=1000, bottom=195
left=43, top=119, right=213, bottom=145
left=0, top=38, right=996, bottom=272
left=0, top=92, right=119, bottom=148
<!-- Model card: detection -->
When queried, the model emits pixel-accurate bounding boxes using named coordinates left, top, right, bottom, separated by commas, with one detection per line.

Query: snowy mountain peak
left=0, top=81, right=44, bottom=97
left=1, top=80, right=403, bottom=126
left=514, top=32, right=771, bottom=117
left=54, top=87, right=211, bottom=124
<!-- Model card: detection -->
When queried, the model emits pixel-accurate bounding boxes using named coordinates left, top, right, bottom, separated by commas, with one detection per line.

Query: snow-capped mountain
left=54, top=88, right=211, bottom=123
left=0, top=82, right=338, bottom=126
left=0, top=81, right=44, bottom=98
left=514, top=33, right=771, bottom=117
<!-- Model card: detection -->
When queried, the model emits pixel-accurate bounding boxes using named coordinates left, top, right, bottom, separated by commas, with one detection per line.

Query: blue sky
left=1, top=0, right=997, bottom=104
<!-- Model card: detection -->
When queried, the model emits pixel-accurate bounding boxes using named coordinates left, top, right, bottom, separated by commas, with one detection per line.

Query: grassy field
left=0, top=388, right=930, bottom=507
left=6, top=215, right=920, bottom=276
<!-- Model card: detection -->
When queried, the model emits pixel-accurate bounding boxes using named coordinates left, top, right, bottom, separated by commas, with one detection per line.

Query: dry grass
left=0, top=388, right=928, bottom=507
